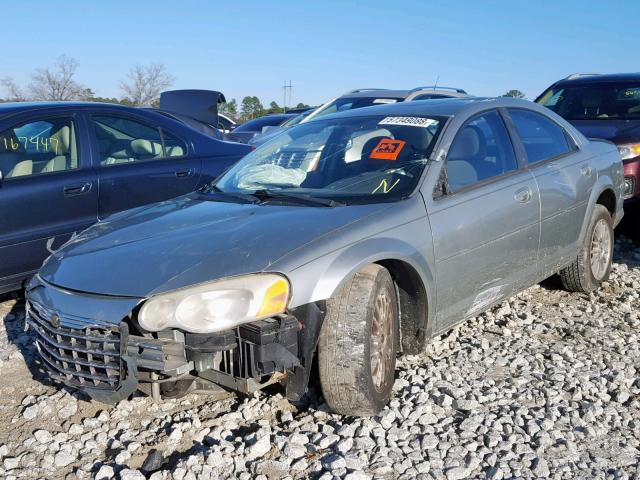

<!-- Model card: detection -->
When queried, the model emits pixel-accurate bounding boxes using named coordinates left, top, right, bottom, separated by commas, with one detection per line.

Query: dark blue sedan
left=0, top=102, right=251, bottom=294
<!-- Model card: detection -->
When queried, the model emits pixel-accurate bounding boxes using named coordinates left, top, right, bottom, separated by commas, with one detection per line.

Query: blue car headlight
left=138, top=274, right=290, bottom=333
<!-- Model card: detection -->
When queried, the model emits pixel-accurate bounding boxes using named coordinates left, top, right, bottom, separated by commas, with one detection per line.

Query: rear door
left=424, top=109, right=541, bottom=332
left=88, top=111, right=201, bottom=218
left=0, top=111, right=97, bottom=290
left=506, top=108, right=595, bottom=276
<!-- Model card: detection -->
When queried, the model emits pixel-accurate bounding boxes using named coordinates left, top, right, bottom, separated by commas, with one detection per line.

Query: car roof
left=341, top=89, right=413, bottom=99
left=554, top=73, right=640, bottom=86
left=310, top=97, right=535, bottom=121
left=340, top=86, right=467, bottom=99
left=0, top=101, right=146, bottom=117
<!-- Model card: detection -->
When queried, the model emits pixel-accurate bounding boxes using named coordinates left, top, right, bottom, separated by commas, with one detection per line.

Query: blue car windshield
left=214, top=114, right=444, bottom=203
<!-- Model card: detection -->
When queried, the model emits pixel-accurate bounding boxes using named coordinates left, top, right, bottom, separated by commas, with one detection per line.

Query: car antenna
left=433, top=75, right=439, bottom=90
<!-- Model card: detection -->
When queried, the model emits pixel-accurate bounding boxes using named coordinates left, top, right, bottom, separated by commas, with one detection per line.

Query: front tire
left=318, top=264, right=398, bottom=416
left=560, top=204, right=613, bottom=292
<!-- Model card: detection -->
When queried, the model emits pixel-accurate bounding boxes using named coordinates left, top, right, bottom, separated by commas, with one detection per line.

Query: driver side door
left=0, top=111, right=97, bottom=292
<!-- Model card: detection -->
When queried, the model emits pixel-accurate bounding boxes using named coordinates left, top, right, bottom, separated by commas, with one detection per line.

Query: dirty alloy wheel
left=560, top=204, right=614, bottom=292
left=318, top=264, right=398, bottom=416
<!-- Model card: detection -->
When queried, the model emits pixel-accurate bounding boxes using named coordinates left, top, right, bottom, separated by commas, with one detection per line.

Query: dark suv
left=536, top=73, right=640, bottom=205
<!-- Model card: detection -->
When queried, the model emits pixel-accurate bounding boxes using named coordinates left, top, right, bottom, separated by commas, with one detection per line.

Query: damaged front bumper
left=26, top=298, right=192, bottom=403
left=25, top=276, right=323, bottom=404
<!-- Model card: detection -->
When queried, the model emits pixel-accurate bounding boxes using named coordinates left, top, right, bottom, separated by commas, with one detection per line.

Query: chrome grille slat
left=27, top=301, right=122, bottom=391
left=37, top=351, right=119, bottom=384
left=31, top=315, right=120, bottom=355
left=30, top=312, right=120, bottom=345
left=29, top=321, right=119, bottom=357
left=32, top=334, right=120, bottom=370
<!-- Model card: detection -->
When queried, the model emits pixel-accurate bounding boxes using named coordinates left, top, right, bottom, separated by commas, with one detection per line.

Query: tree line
left=1, top=55, right=309, bottom=123
left=219, top=97, right=310, bottom=123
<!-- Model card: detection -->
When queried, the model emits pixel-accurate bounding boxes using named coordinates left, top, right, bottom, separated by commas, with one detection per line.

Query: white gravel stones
left=22, top=404, right=39, bottom=420
left=0, top=237, right=639, bottom=479
left=4, top=456, right=21, bottom=470
left=95, top=464, right=115, bottom=479
left=245, top=434, right=271, bottom=460
left=119, top=469, right=146, bottom=480
left=53, top=447, right=76, bottom=467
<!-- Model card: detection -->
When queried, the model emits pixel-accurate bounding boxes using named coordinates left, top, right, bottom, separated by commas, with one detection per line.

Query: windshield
left=212, top=114, right=445, bottom=204
left=281, top=111, right=312, bottom=127
left=537, top=82, right=640, bottom=120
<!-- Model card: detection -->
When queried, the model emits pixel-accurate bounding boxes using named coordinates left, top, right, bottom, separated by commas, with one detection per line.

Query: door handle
left=175, top=169, right=195, bottom=178
left=581, top=165, right=593, bottom=177
left=514, top=187, right=532, bottom=203
left=63, top=182, right=92, bottom=196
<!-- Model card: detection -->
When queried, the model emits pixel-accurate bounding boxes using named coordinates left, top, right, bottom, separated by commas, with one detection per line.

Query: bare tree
left=119, top=63, right=175, bottom=106
left=1, top=77, right=27, bottom=101
left=28, top=55, right=87, bottom=101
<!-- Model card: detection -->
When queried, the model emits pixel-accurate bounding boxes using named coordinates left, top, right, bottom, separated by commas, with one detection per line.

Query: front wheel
left=318, top=264, right=398, bottom=416
left=560, top=204, right=614, bottom=292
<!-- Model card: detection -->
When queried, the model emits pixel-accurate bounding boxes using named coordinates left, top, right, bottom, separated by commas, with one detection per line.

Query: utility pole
left=282, top=80, right=293, bottom=112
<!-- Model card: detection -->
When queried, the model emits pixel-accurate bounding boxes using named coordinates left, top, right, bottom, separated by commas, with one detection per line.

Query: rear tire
left=560, top=204, right=613, bottom=292
left=318, top=264, right=398, bottom=416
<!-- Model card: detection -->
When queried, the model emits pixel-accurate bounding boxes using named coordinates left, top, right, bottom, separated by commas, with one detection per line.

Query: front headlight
left=138, top=274, right=290, bottom=333
left=617, top=143, right=640, bottom=161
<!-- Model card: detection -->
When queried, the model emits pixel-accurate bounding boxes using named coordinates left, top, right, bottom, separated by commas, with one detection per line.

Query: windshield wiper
left=199, top=185, right=260, bottom=204
left=253, top=189, right=345, bottom=207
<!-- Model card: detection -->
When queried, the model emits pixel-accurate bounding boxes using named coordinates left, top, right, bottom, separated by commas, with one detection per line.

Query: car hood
left=570, top=119, right=640, bottom=144
left=40, top=193, right=391, bottom=297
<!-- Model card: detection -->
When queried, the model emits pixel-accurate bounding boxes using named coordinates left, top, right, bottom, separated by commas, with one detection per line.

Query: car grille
left=27, top=301, right=122, bottom=390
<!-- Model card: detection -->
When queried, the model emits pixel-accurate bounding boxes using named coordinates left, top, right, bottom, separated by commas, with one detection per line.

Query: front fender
left=286, top=218, right=435, bottom=325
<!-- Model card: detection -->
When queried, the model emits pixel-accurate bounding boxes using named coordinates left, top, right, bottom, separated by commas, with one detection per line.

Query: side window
left=508, top=109, right=572, bottom=164
left=444, top=110, right=518, bottom=192
left=92, top=115, right=186, bottom=166
left=0, top=118, right=78, bottom=178
left=162, top=129, right=186, bottom=157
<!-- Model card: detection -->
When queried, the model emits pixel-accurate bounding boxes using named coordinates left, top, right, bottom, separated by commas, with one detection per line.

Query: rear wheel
left=560, top=204, right=613, bottom=292
left=318, top=264, right=398, bottom=416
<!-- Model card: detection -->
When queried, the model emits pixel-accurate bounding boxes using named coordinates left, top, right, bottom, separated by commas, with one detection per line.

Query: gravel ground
left=0, top=236, right=638, bottom=480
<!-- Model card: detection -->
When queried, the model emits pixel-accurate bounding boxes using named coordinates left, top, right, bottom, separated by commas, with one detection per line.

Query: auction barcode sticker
left=379, top=116, right=438, bottom=127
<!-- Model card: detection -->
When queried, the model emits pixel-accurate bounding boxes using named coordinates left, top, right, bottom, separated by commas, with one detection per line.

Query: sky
left=1, top=0, right=638, bottom=106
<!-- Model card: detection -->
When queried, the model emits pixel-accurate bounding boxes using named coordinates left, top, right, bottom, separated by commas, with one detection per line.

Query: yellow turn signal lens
left=257, top=278, right=290, bottom=317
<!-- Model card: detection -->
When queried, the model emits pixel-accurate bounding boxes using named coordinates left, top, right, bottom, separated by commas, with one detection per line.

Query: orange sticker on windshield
left=370, top=139, right=406, bottom=161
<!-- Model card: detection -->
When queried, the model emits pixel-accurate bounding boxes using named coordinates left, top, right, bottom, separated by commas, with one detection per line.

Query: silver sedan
left=26, top=97, right=625, bottom=415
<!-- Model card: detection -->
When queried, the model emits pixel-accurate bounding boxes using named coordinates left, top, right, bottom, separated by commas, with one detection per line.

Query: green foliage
left=295, top=102, right=310, bottom=109
left=240, top=96, right=265, bottom=121
left=219, top=98, right=238, bottom=120
left=502, top=89, right=526, bottom=99
left=268, top=101, right=283, bottom=114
